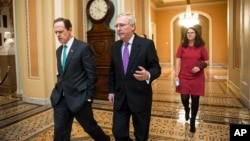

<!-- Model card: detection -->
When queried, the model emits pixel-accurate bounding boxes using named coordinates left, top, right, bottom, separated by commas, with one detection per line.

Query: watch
left=86, top=0, right=114, bottom=23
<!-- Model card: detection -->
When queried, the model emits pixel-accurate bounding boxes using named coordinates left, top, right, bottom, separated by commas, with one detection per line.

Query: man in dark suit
left=108, top=13, right=161, bottom=141
left=51, top=17, right=110, bottom=141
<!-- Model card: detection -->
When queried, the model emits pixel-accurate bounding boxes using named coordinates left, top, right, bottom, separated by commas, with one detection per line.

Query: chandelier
left=178, top=5, right=199, bottom=28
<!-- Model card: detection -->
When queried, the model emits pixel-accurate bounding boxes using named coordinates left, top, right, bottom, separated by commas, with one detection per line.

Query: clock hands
left=88, top=0, right=109, bottom=20
left=92, top=4, right=107, bottom=19
left=95, top=6, right=106, bottom=13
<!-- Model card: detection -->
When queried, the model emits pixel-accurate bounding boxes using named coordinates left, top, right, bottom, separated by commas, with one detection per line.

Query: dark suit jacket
left=50, top=38, right=97, bottom=113
left=108, top=34, right=161, bottom=112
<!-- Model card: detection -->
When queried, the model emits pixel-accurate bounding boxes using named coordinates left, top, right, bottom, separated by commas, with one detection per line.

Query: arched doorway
left=171, top=14, right=211, bottom=65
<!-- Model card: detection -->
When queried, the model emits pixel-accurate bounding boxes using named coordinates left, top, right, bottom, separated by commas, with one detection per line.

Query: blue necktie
left=62, top=45, right=67, bottom=71
left=62, top=45, right=67, bottom=96
left=123, top=43, right=129, bottom=74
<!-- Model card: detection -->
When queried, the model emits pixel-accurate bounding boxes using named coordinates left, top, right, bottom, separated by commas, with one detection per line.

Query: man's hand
left=133, top=66, right=149, bottom=81
left=108, top=93, right=115, bottom=103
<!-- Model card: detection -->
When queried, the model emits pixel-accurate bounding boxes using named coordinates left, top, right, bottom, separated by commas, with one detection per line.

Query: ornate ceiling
left=151, top=0, right=227, bottom=8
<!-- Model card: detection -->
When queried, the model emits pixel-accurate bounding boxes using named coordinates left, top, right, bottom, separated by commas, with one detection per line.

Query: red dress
left=176, top=45, right=209, bottom=96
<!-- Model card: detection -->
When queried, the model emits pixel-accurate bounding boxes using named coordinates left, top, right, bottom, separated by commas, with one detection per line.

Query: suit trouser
left=112, top=99, right=151, bottom=141
left=53, top=96, right=109, bottom=141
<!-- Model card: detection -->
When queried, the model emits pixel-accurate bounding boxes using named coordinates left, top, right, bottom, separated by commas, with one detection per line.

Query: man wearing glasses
left=108, top=13, right=161, bottom=141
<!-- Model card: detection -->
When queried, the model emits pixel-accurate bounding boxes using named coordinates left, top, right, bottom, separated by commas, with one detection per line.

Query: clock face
left=89, top=0, right=108, bottom=20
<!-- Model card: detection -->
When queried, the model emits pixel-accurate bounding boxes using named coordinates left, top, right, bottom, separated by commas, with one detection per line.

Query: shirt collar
left=64, top=37, right=74, bottom=49
left=124, top=34, right=135, bottom=45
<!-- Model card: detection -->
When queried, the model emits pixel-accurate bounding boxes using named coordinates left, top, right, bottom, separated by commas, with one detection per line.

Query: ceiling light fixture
left=178, top=4, right=199, bottom=28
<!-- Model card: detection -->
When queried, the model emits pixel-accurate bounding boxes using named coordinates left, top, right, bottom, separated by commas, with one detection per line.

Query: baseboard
left=22, top=95, right=51, bottom=105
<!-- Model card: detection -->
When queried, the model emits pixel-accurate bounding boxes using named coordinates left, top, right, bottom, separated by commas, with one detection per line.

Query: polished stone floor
left=0, top=66, right=249, bottom=141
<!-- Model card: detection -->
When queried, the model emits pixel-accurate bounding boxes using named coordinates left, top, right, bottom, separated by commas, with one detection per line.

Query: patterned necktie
left=123, top=42, right=129, bottom=74
left=62, top=45, right=67, bottom=71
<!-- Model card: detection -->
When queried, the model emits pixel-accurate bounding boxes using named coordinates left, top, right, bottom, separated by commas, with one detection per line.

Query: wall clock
left=86, top=0, right=114, bottom=24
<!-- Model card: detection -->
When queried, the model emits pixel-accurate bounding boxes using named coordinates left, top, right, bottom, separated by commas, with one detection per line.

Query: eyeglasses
left=187, top=32, right=195, bottom=34
left=115, top=24, right=128, bottom=29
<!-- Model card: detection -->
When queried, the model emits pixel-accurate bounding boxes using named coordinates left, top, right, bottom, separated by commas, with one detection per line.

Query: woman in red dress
left=175, top=27, right=209, bottom=133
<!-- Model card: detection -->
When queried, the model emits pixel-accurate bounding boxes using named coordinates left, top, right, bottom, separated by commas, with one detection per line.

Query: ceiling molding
left=151, top=0, right=227, bottom=9
left=151, top=0, right=227, bottom=10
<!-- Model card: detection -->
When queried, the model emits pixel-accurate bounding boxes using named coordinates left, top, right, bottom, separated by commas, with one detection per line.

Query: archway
left=171, top=13, right=212, bottom=65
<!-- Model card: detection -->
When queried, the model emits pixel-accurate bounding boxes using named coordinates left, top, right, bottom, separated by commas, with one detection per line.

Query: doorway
left=0, top=0, right=16, bottom=94
left=172, top=14, right=211, bottom=65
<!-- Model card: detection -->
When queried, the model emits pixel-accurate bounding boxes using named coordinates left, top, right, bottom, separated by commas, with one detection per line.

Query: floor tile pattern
left=0, top=66, right=250, bottom=141
left=0, top=96, right=19, bottom=106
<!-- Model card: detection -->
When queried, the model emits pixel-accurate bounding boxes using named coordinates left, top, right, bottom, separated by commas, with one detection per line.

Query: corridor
left=0, top=66, right=249, bottom=140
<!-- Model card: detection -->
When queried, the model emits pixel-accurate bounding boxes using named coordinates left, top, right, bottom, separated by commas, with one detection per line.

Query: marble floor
left=0, top=66, right=249, bottom=141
